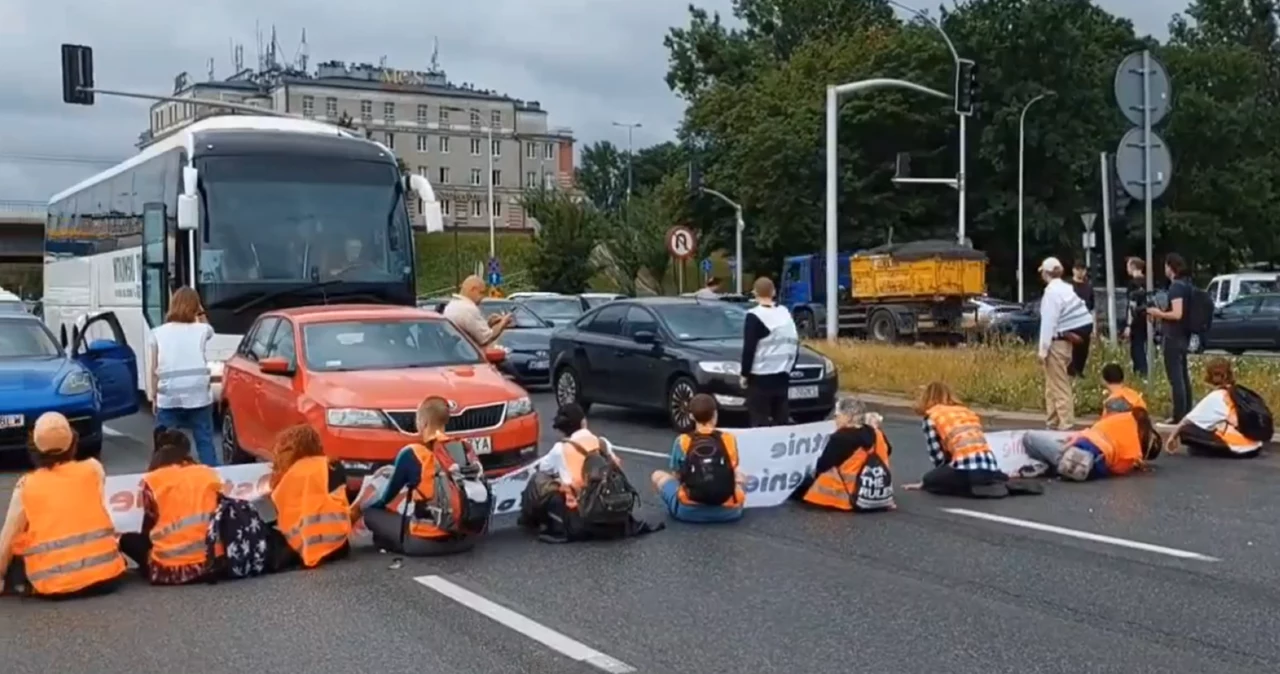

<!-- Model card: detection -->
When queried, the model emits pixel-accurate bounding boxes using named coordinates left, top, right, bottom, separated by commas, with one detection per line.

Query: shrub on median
left=810, top=339, right=1280, bottom=418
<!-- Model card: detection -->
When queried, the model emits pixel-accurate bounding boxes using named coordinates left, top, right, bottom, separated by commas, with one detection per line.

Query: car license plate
left=789, top=386, right=819, bottom=400
left=528, top=359, right=549, bottom=371
left=0, top=414, right=23, bottom=429
left=470, top=436, right=492, bottom=455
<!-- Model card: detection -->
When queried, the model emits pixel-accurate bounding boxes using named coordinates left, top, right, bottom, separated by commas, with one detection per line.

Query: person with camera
left=1145, top=254, right=1195, bottom=422
left=1121, top=257, right=1150, bottom=378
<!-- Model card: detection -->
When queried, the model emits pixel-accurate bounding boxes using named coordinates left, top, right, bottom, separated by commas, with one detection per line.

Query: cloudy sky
left=0, top=0, right=1186, bottom=203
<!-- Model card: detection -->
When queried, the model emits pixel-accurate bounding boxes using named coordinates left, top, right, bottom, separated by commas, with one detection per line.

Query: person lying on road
left=790, top=396, right=895, bottom=512
left=1021, top=407, right=1161, bottom=481
left=1100, top=363, right=1147, bottom=417
left=351, top=396, right=491, bottom=557
left=0, top=412, right=126, bottom=599
left=903, top=382, right=1041, bottom=498
left=1165, top=358, right=1266, bottom=458
left=651, top=394, right=746, bottom=523
left=259, top=425, right=352, bottom=571
left=519, top=403, right=662, bottom=542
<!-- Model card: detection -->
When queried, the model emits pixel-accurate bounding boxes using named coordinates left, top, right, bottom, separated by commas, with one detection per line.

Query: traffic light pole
left=958, top=113, right=967, bottom=244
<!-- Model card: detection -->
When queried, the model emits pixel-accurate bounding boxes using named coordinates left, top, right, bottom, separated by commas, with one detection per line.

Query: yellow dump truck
left=779, top=240, right=987, bottom=342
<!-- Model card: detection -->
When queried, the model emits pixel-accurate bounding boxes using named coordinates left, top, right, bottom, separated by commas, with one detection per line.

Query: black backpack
left=206, top=495, right=270, bottom=579
left=679, top=431, right=737, bottom=506
left=570, top=441, right=637, bottom=525
left=1229, top=385, right=1275, bottom=443
left=1183, top=283, right=1215, bottom=335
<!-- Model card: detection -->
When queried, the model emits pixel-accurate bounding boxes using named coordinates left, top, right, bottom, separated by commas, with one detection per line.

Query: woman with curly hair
left=264, top=424, right=352, bottom=571
left=1165, top=358, right=1266, bottom=458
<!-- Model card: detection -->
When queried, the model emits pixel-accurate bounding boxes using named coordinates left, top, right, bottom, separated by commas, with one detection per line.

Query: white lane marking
left=102, top=425, right=125, bottom=438
left=942, top=508, right=1220, bottom=562
left=415, top=575, right=636, bottom=673
left=608, top=444, right=667, bottom=459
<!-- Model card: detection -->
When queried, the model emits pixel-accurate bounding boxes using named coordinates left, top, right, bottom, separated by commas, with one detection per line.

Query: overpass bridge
left=0, top=200, right=45, bottom=263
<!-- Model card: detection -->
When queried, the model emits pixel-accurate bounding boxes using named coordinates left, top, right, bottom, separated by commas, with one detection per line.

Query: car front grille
left=384, top=403, right=507, bottom=435
left=790, top=366, right=824, bottom=383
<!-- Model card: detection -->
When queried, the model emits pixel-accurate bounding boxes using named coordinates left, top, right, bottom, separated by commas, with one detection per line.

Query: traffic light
left=955, top=59, right=977, bottom=116
left=60, top=44, right=95, bottom=105
left=688, top=160, right=703, bottom=194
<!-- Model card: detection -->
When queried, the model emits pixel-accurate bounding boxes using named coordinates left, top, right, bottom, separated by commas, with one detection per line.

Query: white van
left=1205, top=273, right=1279, bottom=309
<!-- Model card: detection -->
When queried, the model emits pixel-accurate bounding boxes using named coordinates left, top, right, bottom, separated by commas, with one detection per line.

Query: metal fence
left=0, top=200, right=45, bottom=218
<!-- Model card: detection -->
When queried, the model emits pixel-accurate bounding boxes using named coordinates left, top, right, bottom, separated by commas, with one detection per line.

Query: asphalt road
left=4, top=394, right=1280, bottom=673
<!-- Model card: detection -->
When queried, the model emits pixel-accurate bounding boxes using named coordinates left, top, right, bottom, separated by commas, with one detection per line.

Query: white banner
left=98, top=425, right=1054, bottom=533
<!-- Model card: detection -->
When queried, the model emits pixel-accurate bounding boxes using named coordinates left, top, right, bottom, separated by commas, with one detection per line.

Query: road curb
left=843, top=390, right=1280, bottom=442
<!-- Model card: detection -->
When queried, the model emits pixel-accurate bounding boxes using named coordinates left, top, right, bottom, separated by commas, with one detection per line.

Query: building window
left=543, top=142, right=554, bottom=159
left=383, top=101, right=395, bottom=123
left=469, top=138, right=482, bottom=156
left=470, top=168, right=483, bottom=186
left=526, top=171, right=537, bottom=187
left=471, top=200, right=483, bottom=217
left=491, top=110, right=502, bottom=127
left=384, top=132, right=395, bottom=149
left=492, top=170, right=502, bottom=187
left=418, top=165, right=428, bottom=176
left=543, top=172, right=554, bottom=189
left=439, top=108, right=450, bottom=125
left=493, top=200, right=502, bottom=218
left=417, top=135, right=429, bottom=152
left=469, top=109, right=481, bottom=127
left=417, top=104, right=429, bottom=125
left=526, top=142, right=537, bottom=159
left=439, top=136, right=450, bottom=153
left=326, top=97, right=338, bottom=117
left=491, top=140, right=501, bottom=157
left=441, top=200, right=451, bottom=216
left=301, top=95, right=315, bottom=118
left=360, top=100, right=372, bottom=120
left=438, top=167, right=450, bottom=184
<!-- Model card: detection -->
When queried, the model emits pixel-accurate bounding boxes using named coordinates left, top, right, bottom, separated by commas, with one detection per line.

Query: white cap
left=1038, top=256, right=1063, bottom=273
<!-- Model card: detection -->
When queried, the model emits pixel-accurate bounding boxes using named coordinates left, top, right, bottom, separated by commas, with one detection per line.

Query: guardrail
left=0, top=200, right=45, bottom=218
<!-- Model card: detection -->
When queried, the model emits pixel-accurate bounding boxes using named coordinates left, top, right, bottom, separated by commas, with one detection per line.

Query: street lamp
left=701, top=187, right=745, bottom=294
left=611, top=121, right=642, bottom=204
left=887, top=0, right=968, bottom=245
left=826, top=78, right=953, bottom=342
left=1017, top=91, right=1054, bottom=304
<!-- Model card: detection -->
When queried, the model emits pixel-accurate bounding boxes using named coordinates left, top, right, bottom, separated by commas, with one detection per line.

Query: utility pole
left=486, top=125, right=495, bottom=259
left=611, top=121, right=641, bottom=204
left=1017, top=91, right=1053, bottom=304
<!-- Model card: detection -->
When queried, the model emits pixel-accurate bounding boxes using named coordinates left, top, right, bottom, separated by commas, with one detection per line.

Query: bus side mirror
left=409, top=174, right=444, bottom=234
left=177, top=194, right=199, bottom=231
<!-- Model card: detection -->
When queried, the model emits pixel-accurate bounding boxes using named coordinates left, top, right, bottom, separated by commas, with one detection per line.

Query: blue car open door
left=72, top=312, right=140, bottom=421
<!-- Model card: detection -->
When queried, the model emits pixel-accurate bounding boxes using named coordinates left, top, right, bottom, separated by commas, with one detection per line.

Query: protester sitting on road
left=1101, top=363, right=1146, bottom=417
left=352, top=396, right=490, bottom=556
left=1021, top=407, right=1161, bottom=481
left=651, top=394, right=745, bottom=523
left=118, top=428, right=223, bottom=585
left=519, top=403, right=662, bottom=542
left=903, top=382, right=1038, bottom=498
left=1165, top=358, right=1265, bottom=458
left=0, top=412, right=126, bottom=598
left=443, top=275, right=513, bottom=347
left=262, top=425, right=352, bottom=570
left=791, top=396, right=896, bottom=512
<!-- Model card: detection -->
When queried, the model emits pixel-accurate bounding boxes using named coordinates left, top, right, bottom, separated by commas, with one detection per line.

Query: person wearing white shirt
left=693, top=277, right=722, bottom=300
left=442, top=276, right=512, bottom=347
left=1036, top=257, right=1094, bottom=430
left=1165, top=358, right=1264, bottom=457
left=148, top=287, right=218, bottom=466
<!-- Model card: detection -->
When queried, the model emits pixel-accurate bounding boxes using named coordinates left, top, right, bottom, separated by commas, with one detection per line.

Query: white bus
left=43, top=114, right=443, bottom=411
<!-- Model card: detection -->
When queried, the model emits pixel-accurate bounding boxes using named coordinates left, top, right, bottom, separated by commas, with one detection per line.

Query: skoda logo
left=447, top=400, right=459, bottom=411
left=790, top=369, right=805, bottom=379
left=535, top=350, right=549, bottom=359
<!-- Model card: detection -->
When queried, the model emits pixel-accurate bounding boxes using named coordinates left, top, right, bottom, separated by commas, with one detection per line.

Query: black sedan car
left=1202, top=293, right=1280, bottom=354
left=550, top=297, right=838, bottom=431
left=515, top=294, right=588, bottom=327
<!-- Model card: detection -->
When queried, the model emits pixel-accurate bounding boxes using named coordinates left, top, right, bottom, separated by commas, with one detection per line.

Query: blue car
left=0, top=312, right=139, bottom=459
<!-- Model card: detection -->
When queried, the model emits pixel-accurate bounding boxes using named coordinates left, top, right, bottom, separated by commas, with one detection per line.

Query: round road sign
left=1114, top=51, right=1172, bottom=127
left=666, top=226, right=697, bottom=260
left=1115, top=127, right=1173, bottom=201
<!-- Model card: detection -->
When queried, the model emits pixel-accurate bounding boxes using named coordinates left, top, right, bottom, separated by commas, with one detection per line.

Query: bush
left=413, top=231, right=535, bottom=295
left=810, top=339, right=1280, bottom=418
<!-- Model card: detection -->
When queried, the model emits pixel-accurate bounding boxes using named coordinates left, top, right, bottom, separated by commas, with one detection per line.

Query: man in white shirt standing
left=443, top=275, right=512, bottom=347
left=740, top=277, right=800, bottom=427
left=1036, top=257, right=1094, bottom=430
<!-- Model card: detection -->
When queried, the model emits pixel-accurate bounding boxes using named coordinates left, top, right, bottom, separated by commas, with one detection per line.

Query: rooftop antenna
left=207, top=57, right=215, bottom=81
left=379, top=55, right=387, bottom=70
left=429, top=37, right=441, bottom=73
left=234, top=44, right=244, bottom=72
left=255, top=21, right=263, bottom=71
left=268, top=25, right=279, bottom=69
left=297, top=28, right=309, bottom=72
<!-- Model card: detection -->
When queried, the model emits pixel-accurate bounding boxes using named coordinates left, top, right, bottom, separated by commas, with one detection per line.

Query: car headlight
left=59, top=370, right=93, bottom=395
left=506, top=396, right=534, bottom=418
left=699, top=361, right=741, bottom=376
left=325, top=408, right=388, bottom=428
left=821, top=356, right=836, bottom=378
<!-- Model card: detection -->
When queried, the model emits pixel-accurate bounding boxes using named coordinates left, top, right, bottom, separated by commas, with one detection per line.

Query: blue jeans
left=155, top=405, right=218, bottom=467
left=658, top=480, right=744, bottom=523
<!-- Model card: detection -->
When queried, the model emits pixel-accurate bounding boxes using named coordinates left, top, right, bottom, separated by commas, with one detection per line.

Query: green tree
left=602, top=176, right=687, bottom=295
left=576, top=141, right=628, bottom=213
left=521, top=189, right=602, bottom=293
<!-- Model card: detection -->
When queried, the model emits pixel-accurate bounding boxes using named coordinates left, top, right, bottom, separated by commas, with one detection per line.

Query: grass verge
left=810, top=339, right=1280, bottom=419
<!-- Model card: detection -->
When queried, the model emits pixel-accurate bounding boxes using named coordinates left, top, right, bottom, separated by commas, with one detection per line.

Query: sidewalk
left=848, top=391, right=1280, bottom=442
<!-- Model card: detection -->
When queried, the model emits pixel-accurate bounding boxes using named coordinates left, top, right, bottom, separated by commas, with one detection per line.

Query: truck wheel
left=868, top=311, right=898, bottom=343
left=795, top=309, right=816, bottom=338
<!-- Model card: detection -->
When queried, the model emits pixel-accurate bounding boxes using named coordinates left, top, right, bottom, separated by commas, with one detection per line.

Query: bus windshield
left=197, top=156, right=413, bottom=286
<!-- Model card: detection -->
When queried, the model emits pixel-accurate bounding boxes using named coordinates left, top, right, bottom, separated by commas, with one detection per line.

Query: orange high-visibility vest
left=803, top=429, right=891, bottom=511
left=926, top=405, right=993, bottom=466
left=676, top=431, right=744, bottom=507
left=1103, top=386, right=1146, bottom=417
left=271, top=455, right=351, bottom=568
left=142, top=463, right=222, bottom=569
left=401, top=441, right=465, bottom=540
left=1078, top=412, right=1144, bottom=476
left=14, top=460, right=126, bottom=595
left=1213, top=389, right=1262, bottom=452
left=559, top=435, right=617, bottom=510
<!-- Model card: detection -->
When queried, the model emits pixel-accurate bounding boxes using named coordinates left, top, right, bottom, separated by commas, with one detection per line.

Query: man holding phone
left=443, top=275, right=513, bottom=347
